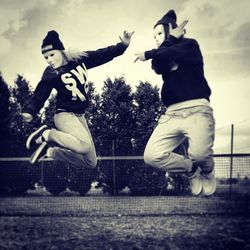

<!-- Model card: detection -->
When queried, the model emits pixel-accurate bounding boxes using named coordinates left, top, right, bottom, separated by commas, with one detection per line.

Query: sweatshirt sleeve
left=145, top=38, right=203, bottom=64
left=23, top=79, right=53, bottom=117
left=145, top=36, right=203, bottom=74
left=82, top=42, right=128, bottom=69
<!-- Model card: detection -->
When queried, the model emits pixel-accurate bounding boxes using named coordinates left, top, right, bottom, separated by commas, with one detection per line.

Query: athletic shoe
left=29, top=142, right=48, bottom=164
left=188, top=167, right=202, bottom=196
left=26, top=125, right=48, bottom=149
left=202, top=169, right=216, bottom=196
left=187, top=162, right=202, bottom=196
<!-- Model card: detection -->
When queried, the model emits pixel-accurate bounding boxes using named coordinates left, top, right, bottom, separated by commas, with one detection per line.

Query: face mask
left=43, top=49, right=65, bottom=69
left=153, top=24, right=166, bottom=48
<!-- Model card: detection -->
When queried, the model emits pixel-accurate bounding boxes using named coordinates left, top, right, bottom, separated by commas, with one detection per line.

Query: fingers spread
left=179, top=20, right=189, bottom=29
left=134, top=57, right=139, bottom=63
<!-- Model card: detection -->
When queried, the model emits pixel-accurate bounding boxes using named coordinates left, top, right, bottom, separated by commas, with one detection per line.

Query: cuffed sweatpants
left=144, top=106, right=215, bottom=173
left=48, top=112, right=97, bottom=169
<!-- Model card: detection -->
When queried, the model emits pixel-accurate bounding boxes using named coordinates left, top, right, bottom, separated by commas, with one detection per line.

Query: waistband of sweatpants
left=55, top=109, right=85, bottom=116
left=166, top=105, right=213, bottom=117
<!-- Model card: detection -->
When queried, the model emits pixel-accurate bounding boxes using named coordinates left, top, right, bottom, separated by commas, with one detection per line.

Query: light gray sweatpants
left=144, top=106, right=215, bottom=173
left=48, top=112, right=97, bottom=169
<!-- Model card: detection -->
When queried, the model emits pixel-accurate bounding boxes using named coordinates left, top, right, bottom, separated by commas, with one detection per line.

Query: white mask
left=153, top=24, right=166, bottom=48
left=43, top=49, right=66, bottom=69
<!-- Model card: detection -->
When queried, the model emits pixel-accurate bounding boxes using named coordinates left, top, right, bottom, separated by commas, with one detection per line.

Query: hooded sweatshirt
left=145, top=36, right=211, bottom=107
left=24, top=42, right=127, bottom=116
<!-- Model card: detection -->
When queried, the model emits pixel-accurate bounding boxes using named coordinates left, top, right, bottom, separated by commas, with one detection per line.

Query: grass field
left=1, top=191, right=250, bottom=250
left=1, top=176, right=250, bottom=250
left=1, top=155, right=250, bottom=248
left=1, top=215, right=250, bottom=250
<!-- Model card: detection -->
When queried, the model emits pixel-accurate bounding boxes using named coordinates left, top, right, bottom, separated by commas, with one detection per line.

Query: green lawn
left=0, top=187, right=250, bottom=249
left=0, top=215, right=250, bottom=249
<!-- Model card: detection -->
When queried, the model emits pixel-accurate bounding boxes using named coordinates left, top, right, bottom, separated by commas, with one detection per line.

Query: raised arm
left=145, top=37, right=202, bottom=63
left=83, top=31, right=134, bottom=69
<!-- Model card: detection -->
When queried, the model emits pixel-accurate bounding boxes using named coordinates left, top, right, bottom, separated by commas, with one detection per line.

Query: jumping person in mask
left=22, top=30, right=133, bottom=169
left=134, top=10, right=216, bottom=196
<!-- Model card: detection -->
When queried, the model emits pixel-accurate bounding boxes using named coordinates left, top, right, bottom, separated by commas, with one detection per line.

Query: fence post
left=229, top=124, right=234, bottom=199
left=112, top=139, right=116, bottom=196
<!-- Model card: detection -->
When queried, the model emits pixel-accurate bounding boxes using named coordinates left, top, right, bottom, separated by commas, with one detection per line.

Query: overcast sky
left=0, top=0, right=249, bottom=152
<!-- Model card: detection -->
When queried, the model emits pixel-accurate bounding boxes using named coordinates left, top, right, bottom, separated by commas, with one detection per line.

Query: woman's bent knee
left=144, top=150, right=163, bottom=169
left=91, top=157, right=98, bottom=168
left=76, top=140, right=92, bottom=154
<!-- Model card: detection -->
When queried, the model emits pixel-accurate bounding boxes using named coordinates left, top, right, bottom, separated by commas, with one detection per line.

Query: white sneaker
left=29, top=142, right=48, bottom=164
left=189, top=168, right=202, bottom=196
left=26, top=125, right=48, bottom=149
left=202, top=169, right=216, bottom=196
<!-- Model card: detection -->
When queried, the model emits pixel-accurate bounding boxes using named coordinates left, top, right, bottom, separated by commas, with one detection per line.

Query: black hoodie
left=145, top=36, right=211, bottom=107
left=24, top=42, right=127, bottom=116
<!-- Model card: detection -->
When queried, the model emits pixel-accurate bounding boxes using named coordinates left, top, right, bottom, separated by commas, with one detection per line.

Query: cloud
left=0, top=0, right=87, bottom=85
left=214, top=119, right=250, bottom=153
left=0, top=0, right=249, bottom=146
left=0, top=36, right=11, bottom=56
left=177, top=0, right=250, bottom=49
left=0, top=0, right=250, bottom=92
left=214, top=133, right=250, bottom=154
left=233, top=22, right=250, bottom=48
left=174, top=0, right=250, bottom=94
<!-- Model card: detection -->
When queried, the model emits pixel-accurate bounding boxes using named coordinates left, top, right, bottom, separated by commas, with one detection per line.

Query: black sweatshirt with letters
left=24, top=42, right=127, bottom=116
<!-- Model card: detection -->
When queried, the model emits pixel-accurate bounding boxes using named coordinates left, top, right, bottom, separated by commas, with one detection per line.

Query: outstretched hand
left=119, top=30, right=134, bottom=46
left=169, top=20, right=188, bottom=39
left=134, top=52, right=146, bottom=63
left=21, top=112, right=33, bottom=123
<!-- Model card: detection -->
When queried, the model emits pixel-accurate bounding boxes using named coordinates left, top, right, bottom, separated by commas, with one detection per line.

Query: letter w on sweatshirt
left=61, top=63, right=88, bottom=101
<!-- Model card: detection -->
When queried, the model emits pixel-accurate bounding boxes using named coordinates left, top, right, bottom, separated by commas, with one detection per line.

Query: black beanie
left=154, top=9, right=177, bottom=29
left=41, top=30, right=65, bottom=53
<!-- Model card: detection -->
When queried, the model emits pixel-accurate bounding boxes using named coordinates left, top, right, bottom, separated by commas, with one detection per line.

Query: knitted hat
left=41, top=30, right=65, bottom=53
left=154, top=9, right=177, bottom=29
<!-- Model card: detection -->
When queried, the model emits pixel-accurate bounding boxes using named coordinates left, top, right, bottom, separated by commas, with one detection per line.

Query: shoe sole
left=26, top=125, right=47, bottom=149
left=202, top=170, right=216, bottom=196
left=203, top=183, right=216, bottom=196
left=189, top=172, right=203, bottom=196
left=192, top=184, right=203, bottom=196
left=29, top=142, right=47, bottom=164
